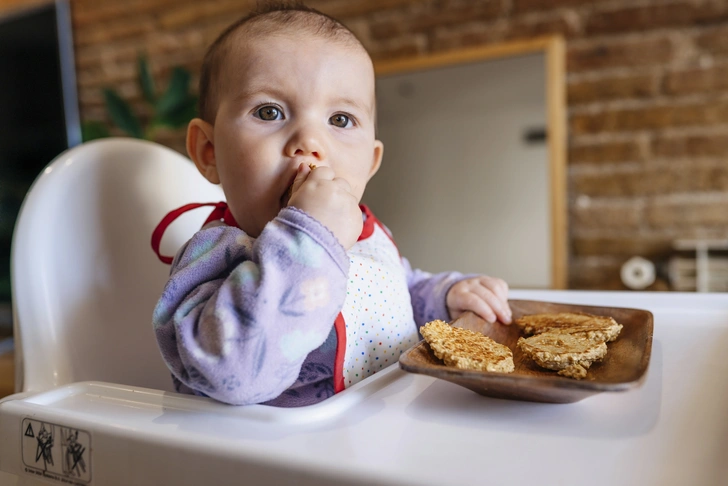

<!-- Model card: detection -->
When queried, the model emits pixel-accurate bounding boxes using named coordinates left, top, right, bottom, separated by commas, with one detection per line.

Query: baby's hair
left=198, top=0, right=366, bottom=123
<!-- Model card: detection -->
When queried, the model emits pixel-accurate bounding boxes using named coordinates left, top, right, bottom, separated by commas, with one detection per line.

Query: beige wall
left=67, top=0, right=728, bottom=289
left=370, top=53, right=551, bottom=288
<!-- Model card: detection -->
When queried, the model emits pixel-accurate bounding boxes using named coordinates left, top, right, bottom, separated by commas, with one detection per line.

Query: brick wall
left=69, top=0, right=728, bottom=289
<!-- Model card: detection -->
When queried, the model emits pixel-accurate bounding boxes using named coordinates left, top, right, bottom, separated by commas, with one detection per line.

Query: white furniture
left=8, top=138, right=223, bottom=395
left=1, top=141, right=726, bottom=485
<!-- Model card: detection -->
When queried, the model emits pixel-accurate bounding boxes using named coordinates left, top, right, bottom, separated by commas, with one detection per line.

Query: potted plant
left=82, top=54, right=198, bottom=141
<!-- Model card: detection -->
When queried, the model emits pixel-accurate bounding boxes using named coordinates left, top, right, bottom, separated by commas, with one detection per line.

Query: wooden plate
left=399, top=299, right=654, bottom=403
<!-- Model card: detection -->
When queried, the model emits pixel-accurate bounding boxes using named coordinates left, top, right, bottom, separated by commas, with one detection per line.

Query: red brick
left=568, top=37, right=674, bottom=72
left=572, top=168, right=642, bottom=198
left=342, top=19, right=370, bottom=46
left=369, top=20, right=401, bottom=40
left=78, top=89, right=105, bottom=106
left=0, top=0, right=48, bottom=16
left=309, top=0, right=419, bottom=19
left=76, top=64, right=137, bottom=89
left=664, top=65, right=728, bottom=95
left=201, top=19, right=237, bottom=47
left=568, top=257, right=624, bottom=290
left=570, top=102, right=728, bottom=135
left=512, top=0, right=594, bottom=14
left=572, top=200, right=643, bottom=230
left=568, top=74, right=659, bottom=104
left=573, top=234, right=672, bottom=257
left=78, top=107, right=108, bottom=121
left=158, top=1, right=252, bottom=30
left=153, top=128, right=188, bottom=154
left=569, top=139, right=647, bottom=164
left=585, top=3, right=728, bottom=36
left=72, top=0, right=182, bottom=27
left=75, top=44, right=139, bottom=70
left=74, top=18, right=155, bottom=47
left=431, top=23, right=506, bottom=52
left=695, top=26, right=728, bottom=54
left=653, top=133, right=728, bottom=158
left=370, top=0, right=502, bottom=39
left=646, top=195, right=728, bottom=227
left=424, top=3, right=503, bottom=28
left=505, top=14, right=580, bottom=40
left=572, top=162, right=728, bottom=197
left=369, top=35, right=428, bottom=61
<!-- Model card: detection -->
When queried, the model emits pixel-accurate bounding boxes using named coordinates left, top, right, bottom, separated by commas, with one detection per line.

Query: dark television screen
left=0, top=0, right=80, bottom=303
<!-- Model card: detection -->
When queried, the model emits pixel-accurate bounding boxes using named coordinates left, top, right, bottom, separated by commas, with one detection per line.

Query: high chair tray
left=1, top=290, right=727, bottom=486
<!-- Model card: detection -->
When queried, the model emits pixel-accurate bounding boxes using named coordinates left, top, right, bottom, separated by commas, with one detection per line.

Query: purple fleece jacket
left=152, top=207, right=467, bottom=406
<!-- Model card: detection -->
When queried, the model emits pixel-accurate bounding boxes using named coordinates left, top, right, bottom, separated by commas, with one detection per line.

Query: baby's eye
left=255, top=105, right=283, bottom=121
left=329, top=114, right=353, bottom=128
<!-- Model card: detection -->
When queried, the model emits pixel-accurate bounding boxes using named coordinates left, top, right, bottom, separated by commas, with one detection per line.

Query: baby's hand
left=288, top=163, right=362, bottom=250
left=446, top=276, right=511, bottom=324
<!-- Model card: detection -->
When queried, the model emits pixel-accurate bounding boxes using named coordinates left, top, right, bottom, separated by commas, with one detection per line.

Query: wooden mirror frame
left=374, top=36, right=567, bottom=289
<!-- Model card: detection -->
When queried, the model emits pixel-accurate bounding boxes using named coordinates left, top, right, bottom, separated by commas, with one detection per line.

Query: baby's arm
left=404, top=258, right=511, bottom=327
left=403, top=257, right=469, bottom=327
left=152, top=207, right=349, bottom=405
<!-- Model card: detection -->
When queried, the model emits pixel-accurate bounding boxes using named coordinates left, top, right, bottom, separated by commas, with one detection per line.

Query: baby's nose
left=285, top=126, right=327, bottom=160
left=294, top=147, right=321, bottom=158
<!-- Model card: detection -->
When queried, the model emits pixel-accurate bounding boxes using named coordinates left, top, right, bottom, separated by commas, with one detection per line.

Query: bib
left=338, top=218, right=418, bottom=389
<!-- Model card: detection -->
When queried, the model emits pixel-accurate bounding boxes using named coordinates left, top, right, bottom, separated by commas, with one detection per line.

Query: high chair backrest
left=12, top=138, right=224, bottom=393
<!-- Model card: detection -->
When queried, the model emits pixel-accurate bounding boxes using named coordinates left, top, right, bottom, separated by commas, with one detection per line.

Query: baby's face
left=208, top=32, right=382, bottom=237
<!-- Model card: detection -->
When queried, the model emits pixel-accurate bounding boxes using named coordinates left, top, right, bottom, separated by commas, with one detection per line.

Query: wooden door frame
left=374, top=36, right=567, bottom=289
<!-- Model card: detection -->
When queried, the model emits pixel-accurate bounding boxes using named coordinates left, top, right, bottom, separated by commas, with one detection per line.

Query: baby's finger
left=457, top=292, right=497, bottom=323
left=306, top=165, right=335, bottom=181
left=290, top=162, right=312, bottom=195
left=480, top=276, right=509, bottom=301
left=470, top=285, right=511, bottom=324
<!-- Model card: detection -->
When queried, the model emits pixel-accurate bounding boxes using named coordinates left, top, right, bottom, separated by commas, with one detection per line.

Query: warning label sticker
left=21, top=418, right=91, bottom=485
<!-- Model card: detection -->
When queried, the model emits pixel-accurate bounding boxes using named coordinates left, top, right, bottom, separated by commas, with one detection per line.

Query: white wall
left=364, top=53, right=549, bottom=288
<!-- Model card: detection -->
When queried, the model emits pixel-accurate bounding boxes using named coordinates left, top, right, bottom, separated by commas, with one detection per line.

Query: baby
left=151, top=2, right=512, bottom=406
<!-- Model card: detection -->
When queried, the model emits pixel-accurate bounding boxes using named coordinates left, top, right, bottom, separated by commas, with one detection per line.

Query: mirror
left=365, top=37, right=566, bottom=289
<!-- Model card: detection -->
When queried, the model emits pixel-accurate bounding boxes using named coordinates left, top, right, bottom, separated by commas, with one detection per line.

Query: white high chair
left=9, top=138, right=224, bottom=395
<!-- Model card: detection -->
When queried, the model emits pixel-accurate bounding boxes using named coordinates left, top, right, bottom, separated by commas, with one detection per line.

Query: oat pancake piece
left=515, top=312, right=623, bottom=343
left=517, top=332, right=608, bottom=379
left=421, top=320, right=514, bottom=373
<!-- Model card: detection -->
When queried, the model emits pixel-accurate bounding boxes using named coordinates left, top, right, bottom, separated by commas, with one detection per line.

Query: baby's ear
left=368, top=139, right=384, bottom=180
left=187, top=118, right=220, bottom=184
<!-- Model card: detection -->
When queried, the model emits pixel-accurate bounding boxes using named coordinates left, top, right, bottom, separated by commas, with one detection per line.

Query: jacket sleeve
left=152, top=207, right=349, bottom=405
left=402, top=257, right=475, bottom=329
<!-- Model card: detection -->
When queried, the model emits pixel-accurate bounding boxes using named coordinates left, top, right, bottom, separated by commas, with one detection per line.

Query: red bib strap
left=151, top=202, right=237, bottom=264
left=358, top=204, right=399, bottom=255
left=333, top=312, right=347, bottom=393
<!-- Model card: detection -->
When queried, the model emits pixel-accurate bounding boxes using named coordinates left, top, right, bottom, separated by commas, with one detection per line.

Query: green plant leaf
left=138, top=54, right=156, bottom=104
left=155, top=95, right=198, bottom=129
left=156, top=67, right=191, bottom=117
left=103, top=89, right=144, bottom=138
left=81, top=120, right=111, bottom=142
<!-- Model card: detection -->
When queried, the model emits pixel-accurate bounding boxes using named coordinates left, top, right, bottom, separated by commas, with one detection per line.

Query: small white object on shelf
left=620, top=256, right=656, bottom=290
